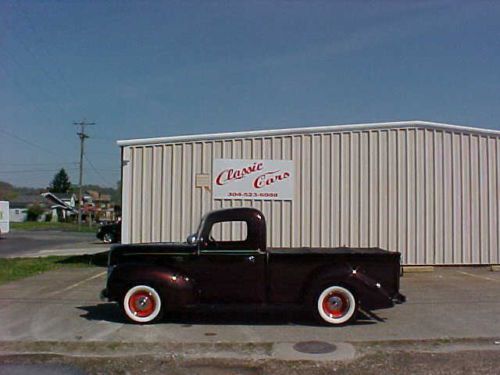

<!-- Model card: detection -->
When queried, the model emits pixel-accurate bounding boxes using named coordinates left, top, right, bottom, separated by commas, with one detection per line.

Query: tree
left=27, top=204, right=44, bottom=221
left=49, top=169, right=71, bottom=193
left=0, top=181, right=18, bottom=201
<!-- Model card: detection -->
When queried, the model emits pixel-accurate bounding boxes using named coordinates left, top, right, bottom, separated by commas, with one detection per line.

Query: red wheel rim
left=322, top=291, right=349, bottom=318
left=128, top=290, right=156, bottom=317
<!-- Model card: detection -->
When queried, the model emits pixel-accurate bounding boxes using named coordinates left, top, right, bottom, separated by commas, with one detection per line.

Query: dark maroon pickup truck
left=102, top=207, right=405, bottom=325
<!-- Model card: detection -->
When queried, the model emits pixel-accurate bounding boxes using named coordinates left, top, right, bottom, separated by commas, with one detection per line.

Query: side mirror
left=186, top=234, right=197, bottom=245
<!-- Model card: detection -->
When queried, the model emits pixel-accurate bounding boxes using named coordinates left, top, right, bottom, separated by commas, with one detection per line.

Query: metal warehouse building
left=118, top=120, right=500, bottom=266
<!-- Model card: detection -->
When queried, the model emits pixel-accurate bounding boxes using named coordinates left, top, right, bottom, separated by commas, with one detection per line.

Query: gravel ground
left=1, top=339, right=500, bottom=375
left=1, top=347, right=500, bottom=375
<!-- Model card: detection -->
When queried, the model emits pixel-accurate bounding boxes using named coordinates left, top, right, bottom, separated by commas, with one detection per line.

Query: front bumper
left=392, top=292, right=406, bottom=304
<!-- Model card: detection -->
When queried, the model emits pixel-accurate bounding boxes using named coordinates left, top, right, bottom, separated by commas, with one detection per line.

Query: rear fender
left=302, top=263, right=393, bottom=309
left=107, top=264, right=197, bottom=308
left=301, top=263, right=354, bottom=301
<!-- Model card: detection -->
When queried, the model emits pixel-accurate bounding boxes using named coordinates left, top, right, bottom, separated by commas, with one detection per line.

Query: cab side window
left=205, top=220, right=252, bottom=250
left=210, top=221, right=248, bottom=242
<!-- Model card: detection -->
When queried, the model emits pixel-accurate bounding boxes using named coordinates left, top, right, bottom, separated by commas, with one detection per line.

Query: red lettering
left=215, top=162, right=264, bottom=185
left=253, top=170, right=290, bottom=189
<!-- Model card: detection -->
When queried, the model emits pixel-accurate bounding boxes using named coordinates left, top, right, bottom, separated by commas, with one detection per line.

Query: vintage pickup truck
left=102, top=207, right=405, bottom=325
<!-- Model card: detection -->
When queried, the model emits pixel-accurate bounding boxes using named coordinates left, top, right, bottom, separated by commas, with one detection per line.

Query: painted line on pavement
left=7, top=248, right=107, bottom=259
left=457, top=271, right=499, bottom=282
left=38, top=247, right=104, bottom=253
left=46, top=271, right=107, bottom=297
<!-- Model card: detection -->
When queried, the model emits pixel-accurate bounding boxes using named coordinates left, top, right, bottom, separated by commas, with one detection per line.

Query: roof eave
left=116, top=120, right=500, bottom=147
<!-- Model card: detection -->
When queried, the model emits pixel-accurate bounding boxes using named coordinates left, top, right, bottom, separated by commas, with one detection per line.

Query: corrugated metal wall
left=121, top=127, right=500, bottom=265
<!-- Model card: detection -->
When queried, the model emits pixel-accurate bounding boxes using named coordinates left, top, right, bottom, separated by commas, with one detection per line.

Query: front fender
left=107, top=263, right=197, bottom=309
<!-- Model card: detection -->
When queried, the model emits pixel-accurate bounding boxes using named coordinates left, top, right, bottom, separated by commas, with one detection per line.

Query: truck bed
left=266, top=246, right=401, bottom=307
left=268, top=246, right=391, bottom=255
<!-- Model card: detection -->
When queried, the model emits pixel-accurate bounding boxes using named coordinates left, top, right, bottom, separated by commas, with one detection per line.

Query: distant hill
left=0, top=180, right=120, bottom=204
left=0, top=181, right=45, bottom=201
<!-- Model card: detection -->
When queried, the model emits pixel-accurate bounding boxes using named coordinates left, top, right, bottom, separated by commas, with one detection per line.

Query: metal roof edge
left=116, top=120, right=500, bottom=146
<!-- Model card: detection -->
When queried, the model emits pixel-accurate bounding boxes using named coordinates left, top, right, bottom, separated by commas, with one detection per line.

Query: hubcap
left=322, top=291, right=349, bottom=318
left=129, top=291, right=155, bottom=317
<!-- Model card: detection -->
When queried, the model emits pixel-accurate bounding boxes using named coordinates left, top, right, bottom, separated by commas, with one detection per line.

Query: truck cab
left=188, top=208, right=267, bottom=303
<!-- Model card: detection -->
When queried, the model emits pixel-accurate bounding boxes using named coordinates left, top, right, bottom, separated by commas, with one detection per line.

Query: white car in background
left=0, top=201, right=9, bottom=237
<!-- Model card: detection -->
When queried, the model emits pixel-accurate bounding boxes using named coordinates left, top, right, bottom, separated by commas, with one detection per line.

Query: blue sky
left=1, top=0, right=499, bottom=187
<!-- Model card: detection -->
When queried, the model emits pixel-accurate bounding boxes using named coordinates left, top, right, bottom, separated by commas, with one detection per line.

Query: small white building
left=117, top=120, right=500, bottom=266
left=9, top=207, right=28, bottom=223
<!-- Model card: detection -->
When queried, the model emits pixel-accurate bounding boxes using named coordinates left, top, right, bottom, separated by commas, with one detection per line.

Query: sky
left=1, top=0, right=499, bottom=188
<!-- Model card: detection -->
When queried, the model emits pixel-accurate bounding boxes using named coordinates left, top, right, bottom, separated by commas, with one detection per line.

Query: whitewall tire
left=316, top=285, right=356, bottom=325
left=103, top=233, right=114, bottom=244
left=123, top=285, right=163, bottom=323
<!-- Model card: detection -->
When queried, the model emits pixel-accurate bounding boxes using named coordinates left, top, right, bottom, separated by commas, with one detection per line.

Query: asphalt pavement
left=1, top=231, right=500, bottom=371
left=1, top=265, right=500, bottom=373
left=0, top=266, right=499, bottom=344
left=0, top=230, right=108, bottom=258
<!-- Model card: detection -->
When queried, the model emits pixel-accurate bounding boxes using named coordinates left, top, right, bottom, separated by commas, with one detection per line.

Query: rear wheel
left=122, top=285, right=163, bottom=324
left=313, top=285, right=357, bottom=325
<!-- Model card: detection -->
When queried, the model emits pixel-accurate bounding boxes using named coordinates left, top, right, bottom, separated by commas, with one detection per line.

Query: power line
left=0, top=62, right=68, bottom=144
left=4, top=5, right=76, bottom=113
left=87, top=151, right=118, bottom=156
left=84, top=153, right=114, bottom=187
left=0, top=168, right=79, bottom=174
left=0, top=50, right=76, bottom=147
left=1, top=48, right=70, bottom=121
left=0, top=128, right=61, bottom=157
left=0, top=162, right=79, bottom=166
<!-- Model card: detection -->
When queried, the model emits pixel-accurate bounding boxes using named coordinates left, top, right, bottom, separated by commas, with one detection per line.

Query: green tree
left=49, top=169, right=71, bottom=193
left=0, top=181, right=19, bottom=201
left=27, top=204, right=44, bottom=221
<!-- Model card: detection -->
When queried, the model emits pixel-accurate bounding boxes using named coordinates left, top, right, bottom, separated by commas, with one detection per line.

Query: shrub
left=27, top=204, right=44, bottom=221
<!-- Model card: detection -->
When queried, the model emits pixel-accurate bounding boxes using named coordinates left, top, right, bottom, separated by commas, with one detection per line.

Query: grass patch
left=11, top=221, right=96, bottom=233
left=0, top=252, right=108, bottom=285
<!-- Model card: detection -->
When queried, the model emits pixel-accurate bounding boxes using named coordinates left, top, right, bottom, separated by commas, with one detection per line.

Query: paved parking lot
left=0, top=231, right=107, bottom=258
left=0, top=266, right=499, bottom=344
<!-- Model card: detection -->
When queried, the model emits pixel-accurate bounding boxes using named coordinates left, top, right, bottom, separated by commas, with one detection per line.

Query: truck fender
left=301, top=263, right=357, bottom=302
left=302, top=263, right=395, bottom=310
left=107, top=263, right=198, bottom=309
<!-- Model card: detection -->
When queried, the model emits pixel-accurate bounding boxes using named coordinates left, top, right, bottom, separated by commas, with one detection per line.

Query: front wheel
left=103, top=233, right=115, bottom=244
left=122, top=285, right=163, bottom=324
left=313, top=285, right=357, bottom=325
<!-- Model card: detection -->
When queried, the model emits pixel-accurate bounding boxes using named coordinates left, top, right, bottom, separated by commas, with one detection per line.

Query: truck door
left=195, top=219, right=267, bottom=304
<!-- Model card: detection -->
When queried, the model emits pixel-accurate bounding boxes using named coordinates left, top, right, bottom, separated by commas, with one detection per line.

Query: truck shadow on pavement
left=77, top=304, right=378, bottom=326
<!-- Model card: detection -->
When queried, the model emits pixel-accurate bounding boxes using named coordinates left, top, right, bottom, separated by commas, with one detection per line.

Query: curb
left=403, top=266, right=435, bottom=273
left=0, top=341, right=355, bottom=363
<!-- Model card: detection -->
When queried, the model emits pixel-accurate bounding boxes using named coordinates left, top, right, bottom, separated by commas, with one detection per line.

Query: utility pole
left=73, top=120, right=95, bottom=231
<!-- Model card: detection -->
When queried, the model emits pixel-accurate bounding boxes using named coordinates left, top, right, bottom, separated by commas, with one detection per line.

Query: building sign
left=213, top=159, right=294, bottom=200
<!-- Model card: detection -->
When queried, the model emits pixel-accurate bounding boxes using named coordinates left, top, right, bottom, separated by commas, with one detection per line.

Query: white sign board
left=213, top=159, right=294, bottom=200
left=0, top=201, right=9, bottom=235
